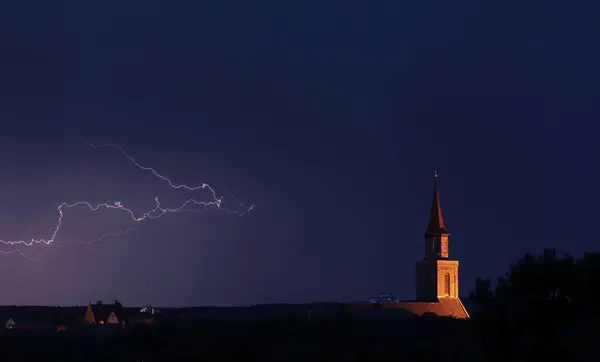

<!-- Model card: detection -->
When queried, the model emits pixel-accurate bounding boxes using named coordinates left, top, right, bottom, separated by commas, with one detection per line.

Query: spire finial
left=434, top=168, right=438, bottom=179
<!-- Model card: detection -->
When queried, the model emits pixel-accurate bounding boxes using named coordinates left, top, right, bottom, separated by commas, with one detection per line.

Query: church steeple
left=425, top=169, right=449, bottom=237
left=423, top=169, right=450, bottom=259
left=415, top=169, right=461, bottom=303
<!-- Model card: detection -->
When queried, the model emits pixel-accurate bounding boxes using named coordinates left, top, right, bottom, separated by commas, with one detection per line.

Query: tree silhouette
left=469, top=277, right=494, bottom=305
left=472, top=249, right=600, bottom=360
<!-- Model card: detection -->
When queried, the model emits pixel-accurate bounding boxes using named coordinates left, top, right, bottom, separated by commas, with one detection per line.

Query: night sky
left=1, top=1, right=598, bottom=307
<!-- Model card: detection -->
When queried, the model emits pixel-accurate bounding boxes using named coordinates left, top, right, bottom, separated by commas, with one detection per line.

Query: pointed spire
left=425, top=168, right=449, bottom=236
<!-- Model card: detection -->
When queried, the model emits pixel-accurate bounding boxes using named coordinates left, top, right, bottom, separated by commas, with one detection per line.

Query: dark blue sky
left=0, top=1, right=598, bottom=306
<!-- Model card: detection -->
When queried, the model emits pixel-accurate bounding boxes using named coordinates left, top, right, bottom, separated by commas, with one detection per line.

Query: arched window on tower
left=444, top=273, right=451, bottom=296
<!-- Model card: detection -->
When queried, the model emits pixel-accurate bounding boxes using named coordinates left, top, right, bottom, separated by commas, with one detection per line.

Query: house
left=83, top=302, right=125, bottom=325
left=5, top=318, right=15, bottom=329
left=140, top=305, right=160, bottom=315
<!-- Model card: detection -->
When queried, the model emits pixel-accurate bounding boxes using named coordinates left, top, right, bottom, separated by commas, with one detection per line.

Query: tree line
left=468, top=249, right=600, bottom=361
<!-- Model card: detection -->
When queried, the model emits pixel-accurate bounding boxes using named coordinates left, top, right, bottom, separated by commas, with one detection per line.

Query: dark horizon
left=1, top=1, right=599, bottom=307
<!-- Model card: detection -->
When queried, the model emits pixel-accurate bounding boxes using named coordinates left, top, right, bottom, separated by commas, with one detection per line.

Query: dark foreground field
left=0, top=307, right=597, bottom=362
left=0, top=313, right=479, bottom=362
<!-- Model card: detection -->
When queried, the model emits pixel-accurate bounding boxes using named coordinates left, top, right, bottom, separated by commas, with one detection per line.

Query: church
left=346, top=171, right=470, bottom=319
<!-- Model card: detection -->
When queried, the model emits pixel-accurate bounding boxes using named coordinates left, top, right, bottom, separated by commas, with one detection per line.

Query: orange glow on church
left=346, top=170, right=469, bottom=319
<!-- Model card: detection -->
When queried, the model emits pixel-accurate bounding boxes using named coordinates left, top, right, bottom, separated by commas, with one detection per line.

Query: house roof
left=89, top=304, right=126, bottom=321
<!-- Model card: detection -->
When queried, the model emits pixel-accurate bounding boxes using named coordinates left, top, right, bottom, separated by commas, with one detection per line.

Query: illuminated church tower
left=415, top=170, right=460, bottom=302
left=344, top=169, right=469, bottom=318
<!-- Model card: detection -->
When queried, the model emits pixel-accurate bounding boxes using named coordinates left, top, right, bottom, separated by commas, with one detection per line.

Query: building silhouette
left=346, top=170, right=470, bottom=318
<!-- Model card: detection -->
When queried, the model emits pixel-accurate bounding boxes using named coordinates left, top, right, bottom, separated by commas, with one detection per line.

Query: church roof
left=344, top=298, right=469, bottom=319
left=437, top=297, right=470, bottom=319
left=425, top=169, right=449, bottom=236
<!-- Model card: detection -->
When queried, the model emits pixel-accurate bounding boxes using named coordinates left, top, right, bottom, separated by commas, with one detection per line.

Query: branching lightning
left=62, top=227, right=137, bottom=245
left=0, top=142, right=255, bottom=258
left=0, top=249, right=39, bottom=261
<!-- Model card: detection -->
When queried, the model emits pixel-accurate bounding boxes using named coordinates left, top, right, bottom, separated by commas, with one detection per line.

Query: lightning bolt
left=0, top=142, right=255, bottom=258
left=0, top=249, right=39, bottom=261
left=62, top=227, right=138, bottom=245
